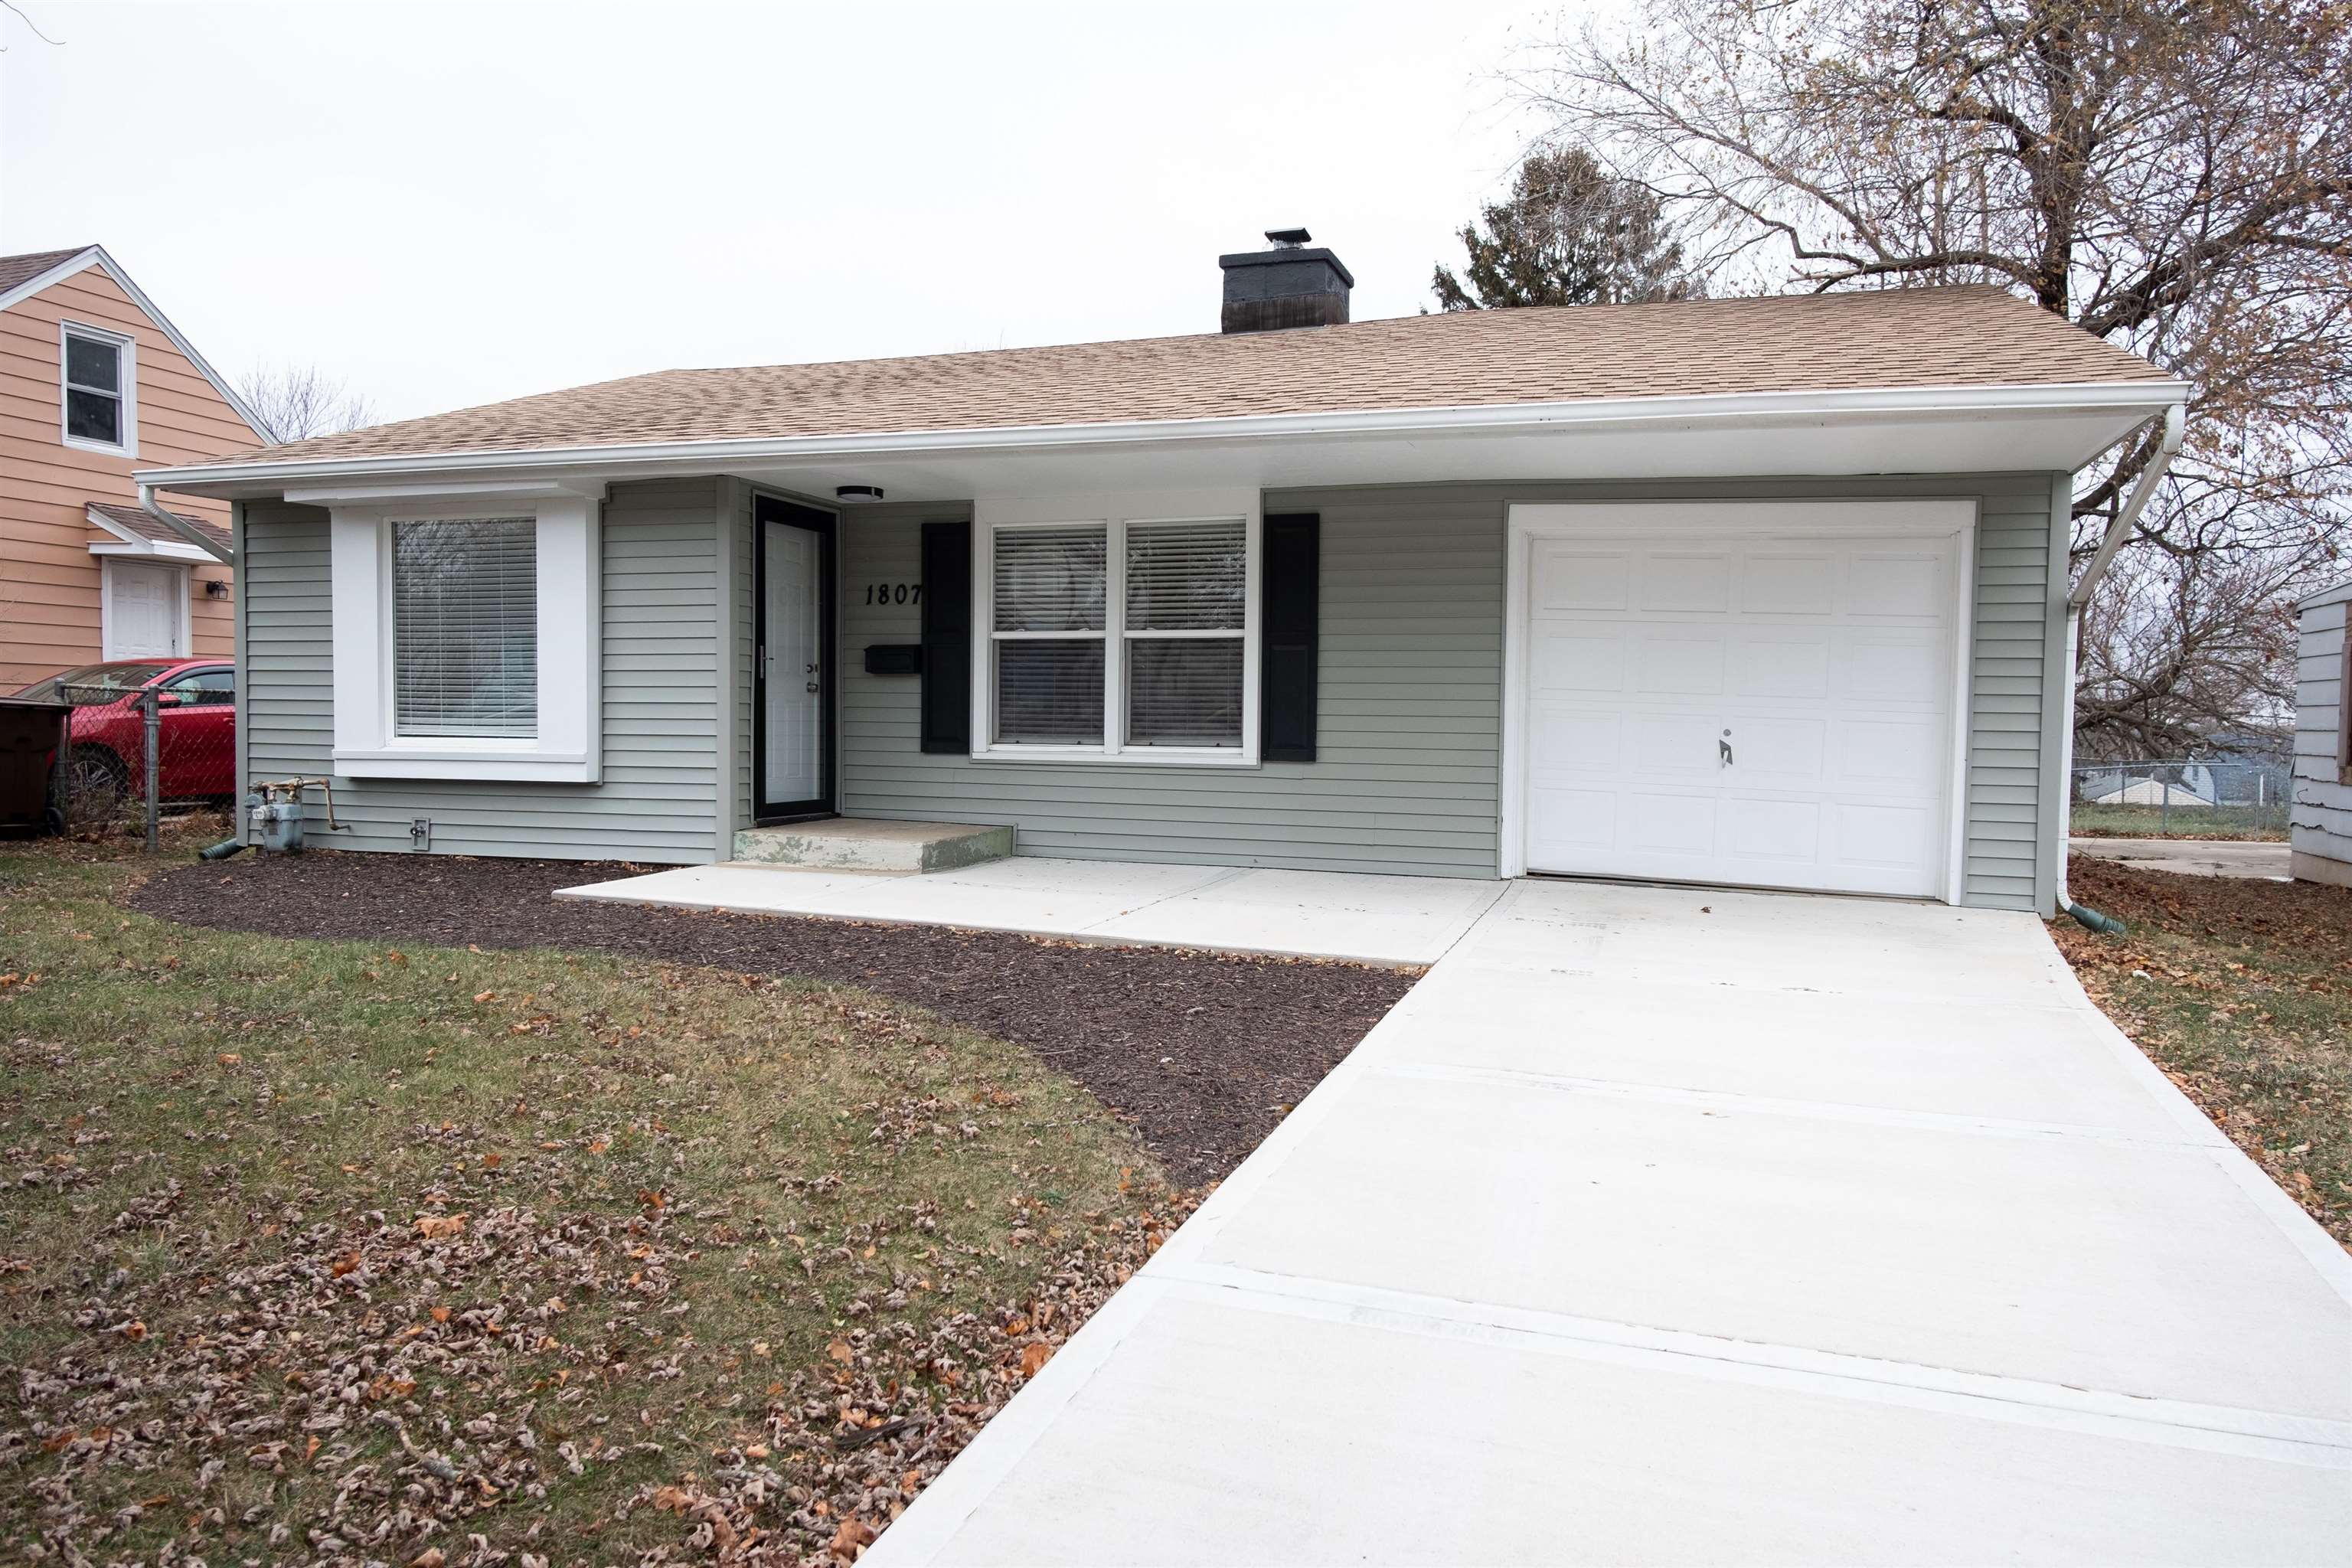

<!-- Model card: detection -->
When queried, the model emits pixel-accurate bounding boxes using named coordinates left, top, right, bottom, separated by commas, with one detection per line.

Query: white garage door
left=1517, top=505, right=1967, bottom=899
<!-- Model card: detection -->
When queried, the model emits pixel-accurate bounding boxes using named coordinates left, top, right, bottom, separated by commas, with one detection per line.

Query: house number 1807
left=864, top=583, right=921, bottom=605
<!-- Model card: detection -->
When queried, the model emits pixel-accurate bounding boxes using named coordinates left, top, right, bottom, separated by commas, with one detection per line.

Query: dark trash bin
left=0, top=696, right=72, bottom=837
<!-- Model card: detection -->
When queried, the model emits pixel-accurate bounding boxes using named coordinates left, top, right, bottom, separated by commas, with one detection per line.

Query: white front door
left=1514, top=504, right=1968, bottom=899
left=106, top=559, right=184, bottom=658
left=760, top=511, right=827, bottom=811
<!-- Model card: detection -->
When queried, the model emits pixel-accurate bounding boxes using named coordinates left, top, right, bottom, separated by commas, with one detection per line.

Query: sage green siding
left=240, top=480, right=727, bottom=862
left=830, top=498, right=1501, bottom=876
left=828, top=475, right=2068, bottom=910
left=243, top=469, right=2068, bottom=913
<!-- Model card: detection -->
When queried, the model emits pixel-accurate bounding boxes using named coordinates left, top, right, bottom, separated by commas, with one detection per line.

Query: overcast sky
left=1, top=0, right=1558, bottom=424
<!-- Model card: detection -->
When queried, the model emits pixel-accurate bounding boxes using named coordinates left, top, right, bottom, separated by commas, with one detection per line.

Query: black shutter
left=920, top=521, right=972, bottom=754
left=1260, top=511, right=1319, bottom=763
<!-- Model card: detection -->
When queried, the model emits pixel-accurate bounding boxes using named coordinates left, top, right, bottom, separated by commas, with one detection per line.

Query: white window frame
left=328, top=489, right=602, bottom=782
left=972, top=488, right=1261, bottom=766
left=60, top=320, right=136, bottom=456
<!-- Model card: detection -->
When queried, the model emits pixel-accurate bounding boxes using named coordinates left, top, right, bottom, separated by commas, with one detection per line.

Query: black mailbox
left=864, top=644, right=923, bottom=675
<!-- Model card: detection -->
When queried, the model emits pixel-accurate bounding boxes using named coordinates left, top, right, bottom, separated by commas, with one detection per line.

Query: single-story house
left=137, top=236, right=2186, bottom=914
left=2292, top=577, right=2350, bottom=887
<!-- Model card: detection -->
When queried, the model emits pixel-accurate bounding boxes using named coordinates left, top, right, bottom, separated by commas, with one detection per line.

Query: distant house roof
left=163, top=285, right=2174, bottom=472
left=0, top=246, right=92, bottom=296
left=0, top=243, right=270, bottom=444
left=87, top=501, right=231, bottom=554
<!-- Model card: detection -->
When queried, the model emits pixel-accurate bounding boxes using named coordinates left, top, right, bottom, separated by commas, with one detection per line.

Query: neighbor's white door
left=1521, top=524, right=1962, bottom=897
left=761, top=518, right=823, bottom=806
left=105, top=559, right=183, bottom=658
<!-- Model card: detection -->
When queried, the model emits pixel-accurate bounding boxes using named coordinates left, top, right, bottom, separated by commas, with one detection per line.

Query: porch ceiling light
left=835, top=484, right=885, bottom=504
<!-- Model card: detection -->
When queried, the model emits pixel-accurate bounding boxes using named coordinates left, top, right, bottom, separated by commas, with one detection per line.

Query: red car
left=11, top=658, right=237, bottom=805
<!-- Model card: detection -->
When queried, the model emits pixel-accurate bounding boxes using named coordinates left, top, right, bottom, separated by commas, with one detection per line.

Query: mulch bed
left=128, top=851, right=1416, bottom=1184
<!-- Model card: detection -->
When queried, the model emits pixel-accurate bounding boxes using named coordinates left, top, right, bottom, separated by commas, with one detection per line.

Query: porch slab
left=553, top=856, right=1504, bottom=966
left=732, top=817, right=1014, bottom=874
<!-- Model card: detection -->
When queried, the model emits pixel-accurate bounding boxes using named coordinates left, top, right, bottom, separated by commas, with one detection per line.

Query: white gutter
left=136, top=377, right=2186, bottom=495
left=138, top=482, right=237, bottom=566
left=2055, top=400, right=2186, bottom=933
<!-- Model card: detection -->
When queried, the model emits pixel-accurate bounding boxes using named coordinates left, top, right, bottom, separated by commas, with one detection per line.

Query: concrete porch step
left=730, top=818, right=1014, bottom=874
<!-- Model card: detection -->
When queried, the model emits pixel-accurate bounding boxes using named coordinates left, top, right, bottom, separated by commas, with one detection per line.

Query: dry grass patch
left=2056, top=854, right=2352, bottom=1249
left=0, top=838, right=1194, bottom=1564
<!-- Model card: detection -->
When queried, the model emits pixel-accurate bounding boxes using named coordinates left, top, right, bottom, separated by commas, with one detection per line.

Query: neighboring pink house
left=0, top=244, right=267, bottom=688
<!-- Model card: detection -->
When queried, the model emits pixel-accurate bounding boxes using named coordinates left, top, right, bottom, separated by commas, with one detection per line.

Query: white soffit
left=139, top=382, right=2182, bottom=502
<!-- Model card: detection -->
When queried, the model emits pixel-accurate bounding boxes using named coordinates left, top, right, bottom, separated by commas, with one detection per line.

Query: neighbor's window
left=390, top=518, right=537, bottom=737
left=985, top=515, right=1251, bottom=758
left=62, top=325, right=132, bottom=451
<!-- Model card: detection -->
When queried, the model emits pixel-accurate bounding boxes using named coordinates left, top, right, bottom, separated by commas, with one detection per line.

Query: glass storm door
left=756, top=498, right=835, bottom=819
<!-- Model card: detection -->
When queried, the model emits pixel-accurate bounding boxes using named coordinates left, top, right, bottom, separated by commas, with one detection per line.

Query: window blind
left=993, top=524, right=1106, bottom=631
left=392, top=518, right=537, bottom=738
left=1125, top=519, right=1244, bottom=747
left=1126, top=519, right=1243, bottom=630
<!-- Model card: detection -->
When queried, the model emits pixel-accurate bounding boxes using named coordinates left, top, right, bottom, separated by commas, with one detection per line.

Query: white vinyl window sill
left=970, top=745, right=1256, bottom=768
left=334, top=746, right=593, bottom=783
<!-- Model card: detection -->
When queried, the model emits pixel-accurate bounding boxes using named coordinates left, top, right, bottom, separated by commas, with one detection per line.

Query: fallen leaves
left=414, top=1212, right=469, bottom=1240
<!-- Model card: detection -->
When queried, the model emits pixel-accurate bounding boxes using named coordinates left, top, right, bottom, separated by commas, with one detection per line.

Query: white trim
left=969, top=488, right=1260, bottom=767
left=99, top=554, right=191, bottom=660
left=136, top=379, right=2188, bottom=495
left=85, top=505, right=212, bottom=561
left=1500, top=499, right=1977, bottom=905
left=0, top=245, right=271, bottom=443
left=60, top=318, right=136, bottom=456
left=329, top=496, right=601, bottom=782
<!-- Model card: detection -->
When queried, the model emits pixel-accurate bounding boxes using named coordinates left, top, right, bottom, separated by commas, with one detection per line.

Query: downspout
left=2055, top=400, right=2185, bottom=934
left=138, top=481, right=237, bottom=567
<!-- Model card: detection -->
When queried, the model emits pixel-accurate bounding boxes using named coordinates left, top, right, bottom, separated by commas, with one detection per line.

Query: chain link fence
left=2069, top=759, right=2292, bottom=841
left=51, top=676, right=238, bottom=848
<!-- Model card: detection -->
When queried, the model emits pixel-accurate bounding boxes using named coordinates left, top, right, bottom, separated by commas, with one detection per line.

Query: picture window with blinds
left=61, top=323, right=134, bottom=452
left=980, top=513, right=1256, bottom=763
left=390, top=518, right=538, bottom=739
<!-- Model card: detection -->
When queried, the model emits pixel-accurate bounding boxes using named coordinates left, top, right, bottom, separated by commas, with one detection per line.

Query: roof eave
left=137, top=377, right=2187, bottom=498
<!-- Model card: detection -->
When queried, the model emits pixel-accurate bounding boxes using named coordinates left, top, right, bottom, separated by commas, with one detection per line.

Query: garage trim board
left=1500, top=500, right=1979, bottom=903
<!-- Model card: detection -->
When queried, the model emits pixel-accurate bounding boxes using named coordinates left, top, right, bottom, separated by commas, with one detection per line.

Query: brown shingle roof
left=89, top=501, right=231, bottom=552
left=0, top=245, right=93, bottom=297
left=189, top=286, right=2173, bottom=471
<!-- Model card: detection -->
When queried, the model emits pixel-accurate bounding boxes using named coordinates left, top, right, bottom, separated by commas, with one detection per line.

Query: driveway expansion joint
left=1155, top=1263, right=2352, bottom=1465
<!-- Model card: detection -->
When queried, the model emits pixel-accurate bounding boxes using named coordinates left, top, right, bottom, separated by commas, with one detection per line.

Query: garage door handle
left=1719, top=736, right=1733, bottom=766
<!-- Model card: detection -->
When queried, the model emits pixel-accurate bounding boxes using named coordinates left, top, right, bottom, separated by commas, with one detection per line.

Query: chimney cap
left=1264, top=227, right=1312, bottom=247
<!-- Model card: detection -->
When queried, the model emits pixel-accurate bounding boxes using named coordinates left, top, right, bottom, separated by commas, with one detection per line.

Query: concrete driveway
left=2072, top=835, right=2293, bottom=880
left=871, top=879, right=2352, bottom=1566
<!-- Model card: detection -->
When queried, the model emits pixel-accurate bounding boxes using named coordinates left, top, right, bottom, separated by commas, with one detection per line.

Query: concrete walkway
left=869, top=879, right=2352, bottom=1566
left=557, top=857, right=1508, bottom=967
left=2072, top=835, right=2293, bottom=880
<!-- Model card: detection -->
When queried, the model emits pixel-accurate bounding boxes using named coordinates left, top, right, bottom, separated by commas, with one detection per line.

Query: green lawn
left=0, top=834, right=1184, bottom=1563
left=2068, top=802, right=2288, bottom=841
left=2056, top=854, right=2352, bottom=1250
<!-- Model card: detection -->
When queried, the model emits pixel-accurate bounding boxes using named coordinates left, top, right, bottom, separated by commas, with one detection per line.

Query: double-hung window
left=979, top=499, right=1257, bottom=764
left=61, top=323, right=135, bottom=453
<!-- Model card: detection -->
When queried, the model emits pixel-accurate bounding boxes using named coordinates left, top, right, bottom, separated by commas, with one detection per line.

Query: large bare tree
left=237, top=364, right=377, bottom=444
left=1511, top=0, right=2352, bottom=746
